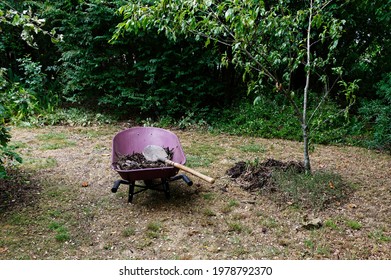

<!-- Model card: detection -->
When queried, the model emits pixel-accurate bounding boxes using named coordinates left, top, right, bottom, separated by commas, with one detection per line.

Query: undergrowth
left=146, top=97, right=369, bottom=148
left=18, top=107, right=118, bottom=127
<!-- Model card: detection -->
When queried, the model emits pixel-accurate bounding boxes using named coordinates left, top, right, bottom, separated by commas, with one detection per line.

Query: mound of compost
left=114, top=147, right=174, bottom=170
left=226, top=158, right=305, bottom=191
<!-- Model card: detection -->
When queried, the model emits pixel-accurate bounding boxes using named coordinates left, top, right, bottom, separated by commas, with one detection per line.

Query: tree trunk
left=302, top=0, right=313, bottom=174
left=302, top=124, right=311, bottom=173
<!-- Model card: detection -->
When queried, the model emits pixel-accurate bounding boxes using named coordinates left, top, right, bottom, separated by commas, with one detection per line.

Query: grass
left=23, top=157, right=57, bottom=170
left=36, top=132, right=76, bottom=150
left=44, top=187, right=69, bottom=200
left=48, top=221, right=71, bottom=242
left=1, top=124, right=390, bottom=260
left=185, top=143, right=225, bottom=167
left=8, top=212, right=31, bottom=226
left=316, top=245, right=331, bottom=257
left=201, top=192, right=215, bottom=200
left=324, top=219, right=339, bottom=230
left=221, top=199, right=239, bottom=213
left=227, top=199, right=239, bottom=208
left=239, top=143, right=266, bottom=153
left=271, top=169, right=350, bottom=210
left=259, top=216, right=279, bottom=229
left=36, top=132, right=68, bottom=141
left=186, top=155, right=213, bottom=168
left=346, top=220, right=362, bottom=230
left=203, top=208, right=217, bottom=217
left=147, top=221, right=161, bottom=232
left=8, top=141, right=28, bottom=150
left=29, top=107, right=118, bottom=127
left=304, top=239, right=315, bottom=250
left=227, top=222, right=244, bottom=233
left=368, top=229, right=391, bottom=242
left=146, top=221, right=162, bottom=238
left=123, top=227, right=136, bottom=237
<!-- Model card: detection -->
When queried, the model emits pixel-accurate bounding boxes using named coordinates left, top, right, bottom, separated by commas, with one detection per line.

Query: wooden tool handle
left=164, top=159, right=215, bottom=184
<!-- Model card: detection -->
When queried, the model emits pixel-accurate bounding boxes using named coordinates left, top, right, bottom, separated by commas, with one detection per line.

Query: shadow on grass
left=0, top=168, right=41, bottom=213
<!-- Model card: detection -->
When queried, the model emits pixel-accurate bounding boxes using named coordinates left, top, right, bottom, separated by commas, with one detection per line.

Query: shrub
left=212, top=95, right=353, bottom=145
left=0, top=57, right=54, bottom=124
left=0, top=122, right=22, bottom=179
left=359, top=73, right=391, bottom=151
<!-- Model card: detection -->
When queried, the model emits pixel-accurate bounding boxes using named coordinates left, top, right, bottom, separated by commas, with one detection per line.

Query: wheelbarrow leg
left=111, top=180, right=135, bottom=203
left=128, top=182, right=135, bottom=203
left=163, top=179, right=170, bottom=200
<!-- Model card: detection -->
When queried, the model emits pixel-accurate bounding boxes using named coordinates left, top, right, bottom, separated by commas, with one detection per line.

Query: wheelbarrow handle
left=163, top=158, right=215, bottom=184
left=112, top=179, right=129, bottom=193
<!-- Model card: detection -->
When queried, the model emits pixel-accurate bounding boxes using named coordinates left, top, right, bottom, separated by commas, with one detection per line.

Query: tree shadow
left=0, top=168, right=41, bottom=214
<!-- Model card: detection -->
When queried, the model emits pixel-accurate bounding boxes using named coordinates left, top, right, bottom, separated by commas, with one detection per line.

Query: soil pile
left=226, top=158, right=305, bottom=191
left=114, top=147, right=174, bottom=170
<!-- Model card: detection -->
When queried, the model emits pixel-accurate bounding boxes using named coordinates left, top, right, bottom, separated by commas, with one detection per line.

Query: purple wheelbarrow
left=111, top=126, right=193, bottom=203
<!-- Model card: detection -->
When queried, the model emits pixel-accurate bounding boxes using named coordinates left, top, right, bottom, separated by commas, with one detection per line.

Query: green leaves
left=0, top=6, right=60, bottom=48
left=111, top=0, right=354, bottom=173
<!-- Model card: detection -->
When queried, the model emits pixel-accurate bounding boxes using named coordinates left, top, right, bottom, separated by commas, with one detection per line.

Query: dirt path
left=1, top=124, right=390, bottom=260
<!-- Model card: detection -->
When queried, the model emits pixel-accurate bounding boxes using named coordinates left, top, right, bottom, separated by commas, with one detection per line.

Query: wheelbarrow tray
left=111, top=127, right=186, bottom=181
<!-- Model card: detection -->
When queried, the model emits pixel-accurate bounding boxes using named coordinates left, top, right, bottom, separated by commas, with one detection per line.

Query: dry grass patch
left=0, top=124, right=390, bottom=260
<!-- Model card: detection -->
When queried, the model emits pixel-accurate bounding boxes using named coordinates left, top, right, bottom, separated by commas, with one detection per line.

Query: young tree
left=113, top=0, right=356, bottom=173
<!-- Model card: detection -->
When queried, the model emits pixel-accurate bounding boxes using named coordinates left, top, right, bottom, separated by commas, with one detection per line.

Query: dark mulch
left=113, top=147, right=174, bottom=170
left=226, top=158, right=305, bottom=191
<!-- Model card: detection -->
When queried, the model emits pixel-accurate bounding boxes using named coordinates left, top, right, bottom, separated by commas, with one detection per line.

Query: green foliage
left=0, top=1, right=59, bottom=178
left=359, top=73, right=391, bottom=151
left=25, top=107, right=117, bottom=127
left=52, top=0, right=129, bottom=103
left=0, top=124, right=22, bottom=179
left=324, top=219, right=338, bottom=230
left=334, top=0, right=391, bottom=99
left=113, top=0, right=355, bottom=173
left=0, top=2, right=58, bottom=48
left=44, top=0, right=230, bottom=119
left=114, top=0, right=346, bottom=96
left=211, top=96, right=354, bottom=145
left=214, top=97, right=301, bottom=140
left=1, top=0, right=390, bottom=162
left=0, top=65, right=42, bottom=123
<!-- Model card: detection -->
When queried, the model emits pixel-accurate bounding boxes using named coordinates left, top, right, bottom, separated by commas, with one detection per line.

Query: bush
left=211, top=96, right=301, bottom=139
left=0, top=118, right=22, bottom=179
left=0, top=56, right=56, bottom=124
left=359, top=73, right=391, bottom=151
left=211, top=95, right=354, bottom=145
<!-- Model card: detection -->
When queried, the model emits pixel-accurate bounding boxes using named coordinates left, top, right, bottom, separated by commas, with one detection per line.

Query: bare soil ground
left=1, top=124, right=390, bottom=260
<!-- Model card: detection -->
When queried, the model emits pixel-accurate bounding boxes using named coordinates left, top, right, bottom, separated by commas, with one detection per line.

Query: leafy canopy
left=113, top=0, right=354, bottom=171
left=114, top=0, right=349, bottom=117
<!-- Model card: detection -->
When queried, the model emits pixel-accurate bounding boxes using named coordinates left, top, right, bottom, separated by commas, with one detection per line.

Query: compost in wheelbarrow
left=111, top=127, right=193, bottom=203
